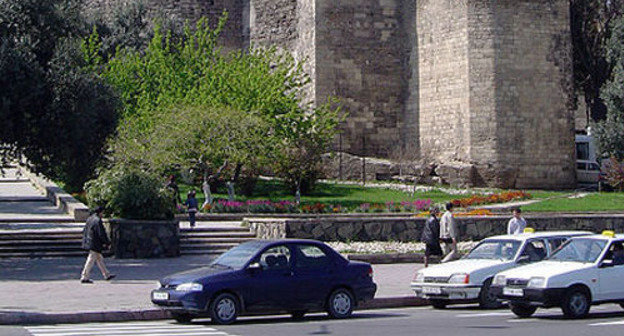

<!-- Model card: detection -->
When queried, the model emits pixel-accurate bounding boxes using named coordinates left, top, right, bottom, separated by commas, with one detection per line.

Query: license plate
left=152, top=291, right=169, bottom=301
left=422, top=287, right=442, bottom=295
left=503, top=287, right=524, bottom=297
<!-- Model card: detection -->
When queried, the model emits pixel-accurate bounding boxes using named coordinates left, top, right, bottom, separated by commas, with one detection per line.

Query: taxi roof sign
left=523, top=227, right=535, bottom=233
left=602, top=230, right=615, bottom=238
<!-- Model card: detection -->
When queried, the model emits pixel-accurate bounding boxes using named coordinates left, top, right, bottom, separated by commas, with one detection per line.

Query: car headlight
left=175, top=282, right=203, bottom=292
left=448, top=273, right=470, bottom=284
left=156, top=281, right=162, bottom=289
left=413, top=272, right=424, bottom=283
left=493, top=275, right=506, bottom=286
left=527, top=277, right=546, bottom=288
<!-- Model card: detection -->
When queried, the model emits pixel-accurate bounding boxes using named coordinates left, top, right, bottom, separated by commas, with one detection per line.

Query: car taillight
left=368, top=267, right=373, bottom=278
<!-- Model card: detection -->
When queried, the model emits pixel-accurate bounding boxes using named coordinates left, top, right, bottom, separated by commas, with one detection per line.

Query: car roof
left=569, top=233, right=624, bottom=241
left=484, top=231, right=592, bottom=241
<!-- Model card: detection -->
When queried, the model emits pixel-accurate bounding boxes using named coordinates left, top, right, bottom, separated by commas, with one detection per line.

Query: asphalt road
left=3, top=304, right=624, bottom=336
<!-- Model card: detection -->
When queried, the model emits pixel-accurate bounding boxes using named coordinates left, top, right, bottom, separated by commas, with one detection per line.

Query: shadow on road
left=0, top=255, right=217, bottom=281
left=189, top=311, right=408, bottom=326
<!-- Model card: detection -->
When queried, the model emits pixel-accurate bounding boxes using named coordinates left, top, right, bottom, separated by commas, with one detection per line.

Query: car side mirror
left=247, top=262, right=262, bottom=272
left=517, top=255, right=530, bottom=264
left=600, top=259, right=614, bottom=268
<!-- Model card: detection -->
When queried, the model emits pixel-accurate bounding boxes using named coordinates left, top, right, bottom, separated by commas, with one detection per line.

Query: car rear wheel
left=430, top=299, right=447, bottom=309
left=210, top=293, right=239, bottom=325
left=479, top=279, right=502, bottom=309
left=510, top=303, right=537, bottom=318
left=561, top=288, right=590, bottom=319
left=327, top=288, right=354, bottom=319
left=171, top=312, right=193, bottom=323
left=620, top=303, right=624, bottom=309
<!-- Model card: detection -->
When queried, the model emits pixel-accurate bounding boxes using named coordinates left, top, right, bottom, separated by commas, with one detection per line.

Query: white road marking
left=456, top=312, right=515, bottom=318
left=26, top=321, right=233, bottom=336
left=589, top=320, right=624, bottom=326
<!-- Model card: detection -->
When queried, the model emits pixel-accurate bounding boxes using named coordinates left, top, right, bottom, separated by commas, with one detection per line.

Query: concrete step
left=179, top=232, right=255, bottom=239
left=0, top=245, right=85, bottom=254
left=180, top=249, right=228, bottom=256
left=181, top=238, right=255, bottom=245
left=0, top=251, right=89, bottom=258
left=0, top=239, right=81, bottom=246
left=0, top=218, right=79, bottom=223
left=179, top=227, right=250, bottom=233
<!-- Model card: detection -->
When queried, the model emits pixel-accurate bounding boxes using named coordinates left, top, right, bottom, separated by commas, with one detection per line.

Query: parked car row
left=151, top=230, right=624, bottom=325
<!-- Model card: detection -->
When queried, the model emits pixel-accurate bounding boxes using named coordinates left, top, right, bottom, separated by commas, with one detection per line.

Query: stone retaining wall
left=246, top=215, right=624, bottom=242
left=106, top=219, right=179, bottom=258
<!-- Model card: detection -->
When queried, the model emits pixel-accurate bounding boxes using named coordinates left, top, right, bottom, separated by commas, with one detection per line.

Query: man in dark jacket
left=80, top=206, right=115, bottom=283
left=421, top=207, right=443, bottom=267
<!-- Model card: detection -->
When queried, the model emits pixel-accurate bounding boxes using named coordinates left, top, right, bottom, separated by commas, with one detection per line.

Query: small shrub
left=85, top=168, right=175, bottom=220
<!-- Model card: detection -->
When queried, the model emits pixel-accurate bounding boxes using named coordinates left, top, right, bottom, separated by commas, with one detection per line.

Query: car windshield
left=210, top=242, right=263, bottom=269
left=548, top=238, right=608, bottom=263
left=465, top=239, right=521, bottom=260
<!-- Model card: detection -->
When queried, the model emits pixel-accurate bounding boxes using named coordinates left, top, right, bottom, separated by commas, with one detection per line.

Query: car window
left=258, top=245, right=291, bottom=270
left=577, top=162, right=587, bottom=170
left=520, top=240, right=547, bottom=261
left=549, top=238, right=608, bottom=263
left=576, top=142, right=590, bottom=161
left=211, top=242, right=263, bottom=269
left=294, top=244, right=329, bottom=269
left=548, top=238, right=567, bottom=253
left=603, top=242, right=624, bottom=266
left=464, top=240, right=521, bottom=260
left=589, top=163, right=600, bottom=171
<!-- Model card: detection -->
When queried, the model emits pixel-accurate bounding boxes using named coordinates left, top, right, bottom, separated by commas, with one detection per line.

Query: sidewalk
left=0, top=255, right=423, bottom=325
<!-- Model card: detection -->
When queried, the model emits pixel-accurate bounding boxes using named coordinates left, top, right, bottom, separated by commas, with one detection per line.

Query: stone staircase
left=179, top=224, right=257, bottom=256
left=0, top=221, right=256, bottom=258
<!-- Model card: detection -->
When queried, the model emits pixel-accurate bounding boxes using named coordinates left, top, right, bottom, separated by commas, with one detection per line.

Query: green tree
left=92, top=16, right=341, bottom=195
left=0, top=0, right=119, bottom=191
left=595, top=15, right=624, bottom=160
left=571, top=0, right=623, bottom=122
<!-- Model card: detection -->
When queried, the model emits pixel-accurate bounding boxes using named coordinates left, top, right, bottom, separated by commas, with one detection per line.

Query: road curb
left=0, top=296, right=426, bottom=325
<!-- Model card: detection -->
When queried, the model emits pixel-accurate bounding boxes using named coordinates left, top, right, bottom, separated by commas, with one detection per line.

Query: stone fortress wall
left=86, top=0, right=576, bottom=189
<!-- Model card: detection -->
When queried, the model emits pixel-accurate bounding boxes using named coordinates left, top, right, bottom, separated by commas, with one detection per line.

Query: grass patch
left=179, top=179, right=462, bottom=209
left=523, top=192, right=624, bottom=212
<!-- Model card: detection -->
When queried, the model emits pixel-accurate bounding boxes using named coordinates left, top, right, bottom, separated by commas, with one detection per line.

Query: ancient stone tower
left=87, top=0, right=576, bottom=189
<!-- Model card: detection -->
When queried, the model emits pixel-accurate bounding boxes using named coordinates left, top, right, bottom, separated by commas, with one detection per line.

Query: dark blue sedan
left=151, top=239, right=377, bottom=324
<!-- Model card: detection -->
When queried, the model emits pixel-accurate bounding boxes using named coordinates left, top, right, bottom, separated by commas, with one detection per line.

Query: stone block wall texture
left=84, top=0, right=246, bottom=51
left=106, top=219, right=180, bottom=258
left=247, top=215, right=624, bottom=243
left=87, top=0, right=576, bottom=189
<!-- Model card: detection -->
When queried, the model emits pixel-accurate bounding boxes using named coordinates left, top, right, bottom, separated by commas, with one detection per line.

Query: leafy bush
left=85, top=168, right=174, bottom=220
left=601, top=157, right=624, bottom=191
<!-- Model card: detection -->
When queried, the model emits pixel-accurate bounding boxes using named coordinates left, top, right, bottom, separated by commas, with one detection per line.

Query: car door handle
left=283, top=271, right=294, bottom=276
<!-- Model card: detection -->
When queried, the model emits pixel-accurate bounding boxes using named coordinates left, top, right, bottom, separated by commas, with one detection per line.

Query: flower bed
left=451, top=191, right=531, bottom=208
left=202, top=199, right=433, bottom=214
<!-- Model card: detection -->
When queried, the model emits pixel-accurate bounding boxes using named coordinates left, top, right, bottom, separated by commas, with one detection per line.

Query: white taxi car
left=411, top=231, right=590, bottom=309
left=492, top=231, right=624, bottom=319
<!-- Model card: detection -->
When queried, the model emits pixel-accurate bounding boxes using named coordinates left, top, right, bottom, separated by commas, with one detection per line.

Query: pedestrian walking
left=80, top=206, right=115, bottom=283
left=440, top=202, right=459, bottom=262
left=421, top=207, right=443, bottom=267
left=165, top=174, right=182, bottom=207
left=507, top=207, right=527, bottom=235
left=184, top=190, right=199, bottom=228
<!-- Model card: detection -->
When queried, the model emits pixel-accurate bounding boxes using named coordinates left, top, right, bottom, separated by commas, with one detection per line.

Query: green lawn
left=179, top=179, right=461, bottom=209
left=522, top=192, right=624, bottom=212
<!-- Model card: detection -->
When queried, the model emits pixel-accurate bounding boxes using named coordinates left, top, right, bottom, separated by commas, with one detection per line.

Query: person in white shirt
left=440, top=202, right=459, bottom=262
left=507, top=208, right=527, bottom=235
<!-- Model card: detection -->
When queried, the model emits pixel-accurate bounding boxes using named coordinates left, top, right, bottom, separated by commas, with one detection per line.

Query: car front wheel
left=327, top=288, right=354, bottom=319
left=210, top=293, right=239, bottom=325
left=510, top=303, right=537, bottom=318
left=561, top=288, right=590, bottom=319
left=479, top=279, right=502, bottom=309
